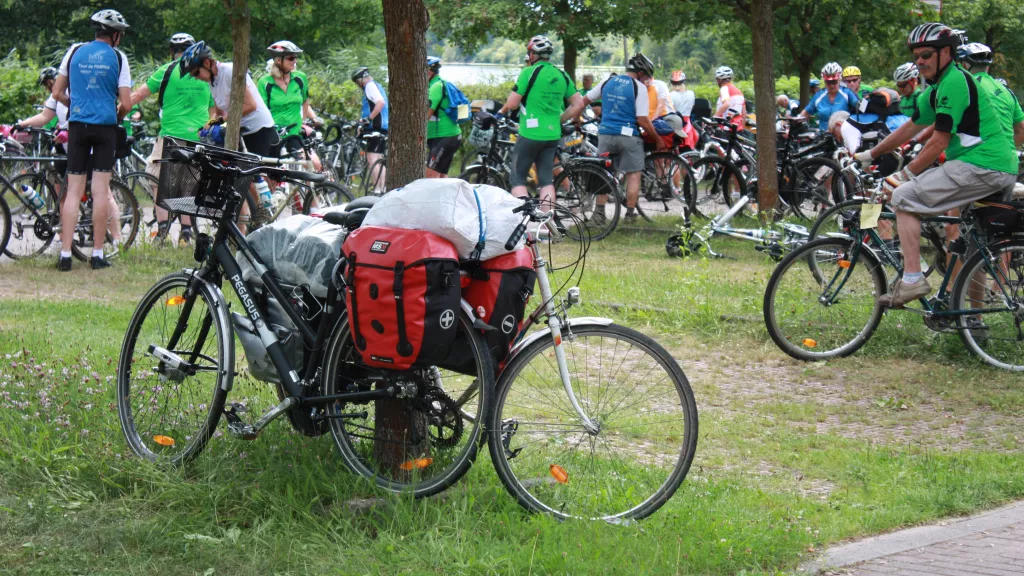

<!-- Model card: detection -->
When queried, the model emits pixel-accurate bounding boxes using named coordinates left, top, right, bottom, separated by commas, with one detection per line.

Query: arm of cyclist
left=497, top=91, right=522, bottom=118
left=858, top=119, right=927, bottom=164
left=905, top=129, right=950, bottom=177
left=559, top=93, right=585, bottom=123
left=17, top=107, right=57, bottom=129
left=242, top=86, right=259, bottom=116
left=302, top=100, right=321, bottom=127
left=131, top=85, right=151, bottom=106
left=51, top=74, right=70, bottom=107
left=637, top=115, right=667, bottom=151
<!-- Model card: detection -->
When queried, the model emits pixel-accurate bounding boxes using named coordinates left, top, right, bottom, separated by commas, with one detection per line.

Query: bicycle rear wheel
left=783, top=157, right=847, bottom=221
left=69, top=179, right=140, bottom=260
left=321, top=314, right=493, bottom=498
left=117, top=271, right=232, bottom=464
left=552, top=163, right=620, bottom=241
left=4, top=172, right=58, bottom=259
left=637, top=152, right=695, bottom=221
left=458, top=164, right=509, bottom=190
left=763, top=237, right=887, bottom=361
left=488, top=323, right=698, bottom=521
left=302, top=182, right=356, bottom=214
left=951, top=239, right=1024, bottom=371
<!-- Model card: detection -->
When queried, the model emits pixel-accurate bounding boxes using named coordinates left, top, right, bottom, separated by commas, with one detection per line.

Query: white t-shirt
left=586, top=77, right=649, bottom=119
left=364, top=80, right=386, bottom=107
left=209, top=62, right=275, bottom=135
left=43, top=95, right=70, bottom=129
left=57, top=42, right=132, bottom=88
left=651, top=80, right=674, bottom=116
left=671, top=89, right=695, bottom=117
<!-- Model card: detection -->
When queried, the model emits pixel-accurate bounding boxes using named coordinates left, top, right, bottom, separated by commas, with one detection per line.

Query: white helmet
left=267, top=40, right=303, bottom=56
left=90, top=9, right=129, bottom=32
left=893, top=62, right=918, bottom=83
left=714, top=66, right=733, bottom=81
left=821, top=62, right=843, bottom=80
left=526, top=35, right=554, bottom=58
left=169, top=33, right=195, bottom=51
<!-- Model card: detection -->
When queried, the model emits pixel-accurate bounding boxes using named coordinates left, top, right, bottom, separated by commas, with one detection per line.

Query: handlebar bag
left=343, top=226, right=461, bottom=370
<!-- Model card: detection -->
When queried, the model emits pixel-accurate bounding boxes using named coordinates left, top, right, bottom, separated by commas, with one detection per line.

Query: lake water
left=441, top=63, right=620, bottom=86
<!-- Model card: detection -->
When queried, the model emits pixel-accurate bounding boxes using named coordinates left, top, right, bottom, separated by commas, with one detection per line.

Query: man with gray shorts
left=854, top=23, right=1024, bottom=308
left=583, top=53, right=666, bottom=223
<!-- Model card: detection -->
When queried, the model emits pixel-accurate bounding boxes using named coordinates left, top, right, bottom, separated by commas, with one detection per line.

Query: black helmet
left=38, top=67, right=58, bottom=86
left=351, top=67, right=370, bottom=82
left=179, top=41, right=213, bottom=75
left=627, top=52, right=654, bottom=77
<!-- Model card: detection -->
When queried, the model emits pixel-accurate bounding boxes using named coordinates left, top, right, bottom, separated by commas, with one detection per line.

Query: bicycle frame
left=681, top=189, right=806, bottom=258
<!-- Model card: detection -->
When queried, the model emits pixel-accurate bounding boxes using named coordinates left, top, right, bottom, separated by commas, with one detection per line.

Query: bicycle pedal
left=223, top=403, right=257, bottom=440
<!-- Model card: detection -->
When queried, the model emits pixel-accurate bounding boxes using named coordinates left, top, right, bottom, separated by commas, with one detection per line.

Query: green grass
left=2, top=226, right=1023, bottom=575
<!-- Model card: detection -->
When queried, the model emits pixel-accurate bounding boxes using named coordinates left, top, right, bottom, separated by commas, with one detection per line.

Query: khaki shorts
left=145, top=136, right=164, bottom=180
left=598, top=134, right=645, bottom=173
left=892, top=160, right=1016, bottom=216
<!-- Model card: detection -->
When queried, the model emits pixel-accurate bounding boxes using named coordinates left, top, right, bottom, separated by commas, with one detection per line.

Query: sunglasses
left=844, top=78, right=860, bottom=83
left=913, top=50, right=936, bottom=62
left=284, top=56, right=297, bottom=62
left=897, top=81, right=913, bottom=89
left=825, top=79, right=839, bottom=85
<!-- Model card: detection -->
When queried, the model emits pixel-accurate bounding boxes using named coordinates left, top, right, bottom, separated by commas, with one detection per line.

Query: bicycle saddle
left=321, top=195, right=378, bottom=229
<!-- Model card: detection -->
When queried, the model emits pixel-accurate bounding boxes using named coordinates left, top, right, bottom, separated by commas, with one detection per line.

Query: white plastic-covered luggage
left=239, top=215, right=346, bottom=297
left=361, top=178, right=525, bottom=261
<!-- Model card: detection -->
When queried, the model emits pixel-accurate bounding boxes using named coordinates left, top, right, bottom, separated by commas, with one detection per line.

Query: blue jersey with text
left=598, top=75, right=642, bottom=136
left=68, top=41, right=123, bottom=125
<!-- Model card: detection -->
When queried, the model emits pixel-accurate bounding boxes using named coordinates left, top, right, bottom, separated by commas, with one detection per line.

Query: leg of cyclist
left=598, top=133, right=644, bottom=221
left=426, top=135, right=460, bottom=179
left=510, top=136, right=557, bottom=209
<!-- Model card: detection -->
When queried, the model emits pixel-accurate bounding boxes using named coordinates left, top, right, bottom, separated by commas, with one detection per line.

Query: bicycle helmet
left=893, top=62, right=918, bottom=82
left=427, top=56, right=441, bottom=72
left=350, top=66, right=370, bottom=82
left=169, top=33, right=195, bottom=51
left=267, top=40, right=303, bottom=57
left=670, top=70, right=686, bottom=83
left=821, top=62, right=843, bottom=81
left=809, top=78, right=821, bottom=89
left=90, top=9, right=129, bottom=33
left=841, top=65, right=861, bottom=78
left=178, top=41, right=213, bottom=75
left=627, top=53, right=655, bottom=77
left=526, top=35, right=554, bottom=58
left=957, top=42, right=993, bottom=66
left=907, top=23, right=961, bottom=50
left=38, top=67, right=58, bottom=86
left=714, top=66, right=733, bottom=81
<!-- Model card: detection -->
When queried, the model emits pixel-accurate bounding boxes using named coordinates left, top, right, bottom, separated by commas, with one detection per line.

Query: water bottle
left=19, top=184, right=45, bottom=210
left=256, top=178, right=272, bottom=210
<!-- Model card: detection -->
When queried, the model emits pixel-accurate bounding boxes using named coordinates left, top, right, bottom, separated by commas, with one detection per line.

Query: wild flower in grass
left=80, top=429, right=90, bottom=437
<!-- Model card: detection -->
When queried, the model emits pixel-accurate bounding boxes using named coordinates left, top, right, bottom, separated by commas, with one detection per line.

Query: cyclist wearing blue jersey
left=351, top=66, right=389, bottom=194
left=50, top=9, right=132, bottom=271
left=798, top=62, right=859, bottom=127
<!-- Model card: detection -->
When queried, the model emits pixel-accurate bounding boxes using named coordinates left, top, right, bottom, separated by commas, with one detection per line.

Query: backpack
left=859, top=87, right=901, bottom=119
left=263, top=75, right=305, bottom=108
left=434, top=80, right=471, bottom=125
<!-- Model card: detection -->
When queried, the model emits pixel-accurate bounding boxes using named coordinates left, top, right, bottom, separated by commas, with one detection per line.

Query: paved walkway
left=801, top=501, right=1024, bottom=575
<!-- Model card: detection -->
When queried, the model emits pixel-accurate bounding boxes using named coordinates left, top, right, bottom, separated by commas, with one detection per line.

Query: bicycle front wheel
left=321, top=314, right=494, bottom=498
left=488, top=323, right=698, bottom=521
left=458, top=164, right=508, bottom=190
left=764, top=237, right=887, bottom=361
left=117, top=271, right=233, bottom=464
left=303, top=181, right=355, bottom=214
left=951, top=239, right=1024, bottom=371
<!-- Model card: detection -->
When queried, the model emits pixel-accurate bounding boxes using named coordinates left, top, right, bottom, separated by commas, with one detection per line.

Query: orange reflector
left=166, top=296, right=186, bottom=306
left=153, top=435, right=176, bottom=447
left=554, top=335, right=562, bottom=346
left=550, top=464, right=569, bottom=484
left=400, top=457, right=433, bottom=471
left=838, top=260, right=851, bottom=269
left=802, top=339, right=818, bottom=348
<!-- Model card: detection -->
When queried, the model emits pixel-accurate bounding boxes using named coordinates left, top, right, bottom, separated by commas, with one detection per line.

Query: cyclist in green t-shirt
left=855, top=23, right=1024, bottom=308
left=496, top=35, right=584, bottom=207
left=425, top=56, right=463, bottom=178
left=257, top=40, right=323, bottom=168
left=130, top=33, right=216, bottom=244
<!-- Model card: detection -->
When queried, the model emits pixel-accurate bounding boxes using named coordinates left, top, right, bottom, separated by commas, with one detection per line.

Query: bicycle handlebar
left=167, top=146, right=327, bottom=184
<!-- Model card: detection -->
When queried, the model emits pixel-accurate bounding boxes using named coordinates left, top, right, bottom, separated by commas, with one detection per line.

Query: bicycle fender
left=505, top=316, right=615, bottom=365
left=183, top=268, right=235, bottom=391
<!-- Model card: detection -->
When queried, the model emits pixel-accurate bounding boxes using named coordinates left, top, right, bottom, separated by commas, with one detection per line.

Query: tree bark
left=382, top=0, right=429, bottom=189
left=751, top=0, right=779, bottom=216
left=223, top=0, right=250, bottom=151
left=377, top=0, right=431, bottom=478
left=563, top=41, right=578, bottom=84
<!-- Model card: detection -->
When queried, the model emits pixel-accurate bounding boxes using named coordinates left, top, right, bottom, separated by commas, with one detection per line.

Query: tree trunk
left=382, top=0, right=429, bottom=189
left=223, top=0, right=250, bottom=151
left=798, top=64, right=811, bottom=106
left=376, top=0, right=431, bottom=478
left=751, top=0, right=779, bottom=217
left=563, top=41, right=578, bottom=83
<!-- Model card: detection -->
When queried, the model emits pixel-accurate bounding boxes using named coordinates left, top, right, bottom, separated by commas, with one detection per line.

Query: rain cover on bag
left=239, top=215, right=346, bottom=297
left=361, top=178, right=525, bottom=261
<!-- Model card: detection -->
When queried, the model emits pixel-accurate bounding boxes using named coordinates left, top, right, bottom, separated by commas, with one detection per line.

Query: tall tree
left=944, top=0, right=1024, bottom=86
left=223, top=0, right=251, bottom=151
left=750, top=0, right=778, bottom=214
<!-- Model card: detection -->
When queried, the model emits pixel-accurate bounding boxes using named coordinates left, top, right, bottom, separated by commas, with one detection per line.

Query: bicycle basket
left=974, top=200, right=1024, bottom=236
left=156, top=136, right=261, bottom=220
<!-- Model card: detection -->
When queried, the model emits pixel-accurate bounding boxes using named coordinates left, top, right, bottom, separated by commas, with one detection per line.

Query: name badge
left=620, top=126, right=634, bottom=137
left=526, top=118, right=540, bottom=129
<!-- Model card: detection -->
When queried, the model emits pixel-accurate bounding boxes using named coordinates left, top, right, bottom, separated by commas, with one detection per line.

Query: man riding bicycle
left=50, top=9, right=133, bottom=271
left=425, top=56, right=463, bottom=179
left=496, top=35, right=583, bottom=209
left=582, top=52, right=666, bottom=223
left=854, top=23, right=1024, bottom=308
left=130, top=33, right=216, bottom=246
left=351, top=66, right=389, bottom=194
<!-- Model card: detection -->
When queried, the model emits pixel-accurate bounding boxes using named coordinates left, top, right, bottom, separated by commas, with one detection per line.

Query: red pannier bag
left=442, top=248, right=536, bottom=374
left=342, top=226, right=461, bottom=370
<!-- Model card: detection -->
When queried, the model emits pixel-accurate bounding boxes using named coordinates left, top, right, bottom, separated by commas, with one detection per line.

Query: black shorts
left=364, top=131, right=387, bottom=154
left=241, top=126, right=280, bottom=157
left=427, top=135, right=462, bottom=175
left=269, top=134, right=305, bottom=159
left=66, top=122, right=117, bottom=175
left=511, top=136, right=558, bottom=188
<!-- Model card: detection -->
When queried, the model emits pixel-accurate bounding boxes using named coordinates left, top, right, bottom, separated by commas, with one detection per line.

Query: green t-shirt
left=899, top=88, right=922, bottom=120
left=43, top=117, right=58, bottom=130
left=914, top=63, right=1017, bottom=174
left=146, top=60, right=215, bottom=140
left=858, top=85, right=875, bottom=99
left=512, top=61, right=575, bottom=141
left=427, top=75, right=461, bottom=139
left=256, top=71, right=309, bottom=138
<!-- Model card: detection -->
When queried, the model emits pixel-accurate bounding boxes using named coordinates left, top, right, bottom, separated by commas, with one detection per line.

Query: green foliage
left=0, top=53, right=46, bottom=124
left=944, top=0, right=1024, bottom=91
